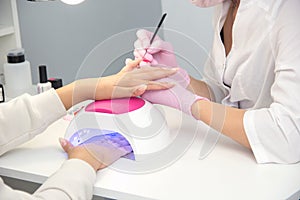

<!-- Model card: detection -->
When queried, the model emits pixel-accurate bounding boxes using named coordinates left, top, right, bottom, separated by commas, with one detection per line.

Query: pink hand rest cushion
left=85, top=97, right=146, bottom=114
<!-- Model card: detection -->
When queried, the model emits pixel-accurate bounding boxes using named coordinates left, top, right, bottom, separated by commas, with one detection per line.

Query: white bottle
left=3, top=48, right=33, bottom=98
left=37, top=65, right=52, bottom=94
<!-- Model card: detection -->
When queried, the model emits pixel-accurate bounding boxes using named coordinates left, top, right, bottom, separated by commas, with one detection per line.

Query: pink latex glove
left=133, top=29, right=190, bottom=88
left=134, top=29, right=177, bottom=67
left=142, top=78, right=209, bottom=116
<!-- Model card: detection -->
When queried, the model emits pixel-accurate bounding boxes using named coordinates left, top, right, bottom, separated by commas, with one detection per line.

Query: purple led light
left=68, top=128, right=135, bottom=160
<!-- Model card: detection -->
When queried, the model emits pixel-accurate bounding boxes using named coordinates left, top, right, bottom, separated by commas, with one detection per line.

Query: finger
left=136, top=29, right=152, bottom=41
left=134, top=44, right=156, bottom=62
left=148, top=40, right=163, bottom=54
left=122, top=58, right=142, bottom=72
left=140, top=60, right=151, bottom=67
left=133, top=49, right=154, bottom=64
left=141, top=54, right=154, bottom=64
left=111, top=84, right=147, bottom=98
left=132, top=84, right=147, bottom=96
left=132, top=68, right=179, bottom=80
left=151, top=58, right=158, bottom=65
left=134, top=39, right=145, bottom=50
left=127, top=58, right=142, bottom=68
left=114, top=84, right=148, bottom=97
left=120, top=145, right=134, bottom=154
left=125, top=58, right=133, bottom=65
left=134, top=49, right=153, bottom=62
left=117, top=139, right=130, bottom=146
left=137, top=29, right=160, bottom=49
left=133, top=48, right=144, bottom=59
left=134, top=37, right=150, bottom=50
left=136, top=29, right=162, bottom=45
left=111, top=79, right=175, bottom=99
left=146, top=81, right=175, bottom=91
left=59, top=138, right=74, bottom=153
left=141, top=38, right=151, bottom=50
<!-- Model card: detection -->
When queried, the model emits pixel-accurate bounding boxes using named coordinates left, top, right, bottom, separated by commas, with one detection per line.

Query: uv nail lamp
left=64, top=97, right=172, bottom=161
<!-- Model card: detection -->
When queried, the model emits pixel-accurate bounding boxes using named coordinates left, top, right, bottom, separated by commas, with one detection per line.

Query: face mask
left=190, top=0, right=226, bottom=7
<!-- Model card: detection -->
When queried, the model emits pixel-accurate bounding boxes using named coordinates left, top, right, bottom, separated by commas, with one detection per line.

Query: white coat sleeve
left=33, top=159, right=96, bottom=199
left=0, top=90, right=97, bottom=199
left=0, top=159, right=96, bottom=200
left=243, top=0, right=300, bottom=164
left=0, top=89, right=66, bottom=156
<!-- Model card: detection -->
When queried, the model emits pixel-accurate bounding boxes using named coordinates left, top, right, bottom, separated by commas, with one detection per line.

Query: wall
left=161, top=1, right=214, bottom=79
left=17, top=1, right=214, bottom=84
left=17, top=0, right=163, bottom=84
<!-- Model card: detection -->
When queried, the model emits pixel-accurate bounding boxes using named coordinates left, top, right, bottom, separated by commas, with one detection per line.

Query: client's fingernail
left=166, top=82, right=176, bottom=87
left=59, top=138, right=66, bottom=147
left=137, top=84, right=147, bottom=91
left=160, top=67, right=177, bottom=71
left=168, top=82, right=176, bottom=86
left=125, top=58, right=132, bottom=65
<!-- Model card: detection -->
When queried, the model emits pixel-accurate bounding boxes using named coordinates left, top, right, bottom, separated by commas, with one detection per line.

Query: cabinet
left=0, top=0, right=21, bottom=82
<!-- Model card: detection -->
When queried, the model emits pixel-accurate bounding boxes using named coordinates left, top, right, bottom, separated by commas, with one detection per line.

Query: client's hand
left=108, top=59, right=178, bottom=98
left=67, top=59, right=178, bottom=106
left=59, top=134, right=132, bottom=171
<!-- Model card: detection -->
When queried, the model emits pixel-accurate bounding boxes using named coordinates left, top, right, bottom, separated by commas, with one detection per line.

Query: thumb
left=125, top=58, right=133, bottom=65
left=122, top=58, right=142, bottom=72
left=127, top=58, right=142, bottom=68
left=59, top=138, right=74, bottom=153
left=132, top=84, right=147, bottom=96
left=112, top=84, right=148, bottom=98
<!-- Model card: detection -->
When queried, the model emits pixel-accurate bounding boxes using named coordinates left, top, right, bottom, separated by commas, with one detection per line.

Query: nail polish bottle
left=0, top=83, right=5, bottom=103
left=48, top=78, right=63, bottom=89
left=37, top=65, right=52, bottom=94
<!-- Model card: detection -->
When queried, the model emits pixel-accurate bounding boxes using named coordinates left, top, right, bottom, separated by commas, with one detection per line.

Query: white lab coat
left=0, top=89, right=96, bottom=199
left=203, top=0, right=300, bottom=163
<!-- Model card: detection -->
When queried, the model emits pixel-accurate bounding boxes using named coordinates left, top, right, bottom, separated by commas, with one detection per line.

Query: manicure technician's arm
left=189, top=75, right=250, bottom=148
left=191, top=100, right=250, bottom=148
left=188, top=76, right=215, bottom=101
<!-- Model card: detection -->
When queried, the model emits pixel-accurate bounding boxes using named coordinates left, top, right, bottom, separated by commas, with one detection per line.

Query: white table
left=0, top=106, right=300, bottom=200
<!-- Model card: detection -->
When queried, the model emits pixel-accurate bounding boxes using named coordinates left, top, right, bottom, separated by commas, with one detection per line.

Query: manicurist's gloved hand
left=142, top=79, right=209, bottom=117
left=133, top=29, right=190, bottom=88
left=59, top=133, right=132, bottom=171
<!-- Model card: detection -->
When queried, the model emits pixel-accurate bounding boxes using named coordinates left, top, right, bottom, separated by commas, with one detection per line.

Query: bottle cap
left=0, top=83, right=4, bottom=103
left=48, top=78, right=63, bottom=89
left=7, top=48, right=25, bottom=64
left=39, top=65, right=48, bottom=83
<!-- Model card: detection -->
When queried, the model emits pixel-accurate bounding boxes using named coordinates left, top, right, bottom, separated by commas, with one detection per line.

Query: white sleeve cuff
left=34, top=159, right=96, bottom=199
left=30, top=88, right=66, bottom=126
left=243, top=110, right=270, bottom=163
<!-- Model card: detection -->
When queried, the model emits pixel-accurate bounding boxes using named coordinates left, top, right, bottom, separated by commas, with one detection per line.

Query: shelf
left=0, top=25, right=15, bottom=37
